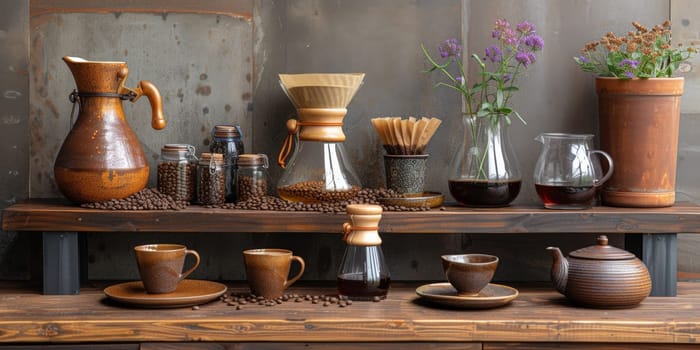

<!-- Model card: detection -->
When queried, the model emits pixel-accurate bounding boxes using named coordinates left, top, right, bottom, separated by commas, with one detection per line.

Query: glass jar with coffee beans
left=197, top=153, right=226, bottom=205
left=237, top=154, right=270, bottom=201
left=157, top=144, right=197, bottom=202
left=210, top=125, right=244, bottom=202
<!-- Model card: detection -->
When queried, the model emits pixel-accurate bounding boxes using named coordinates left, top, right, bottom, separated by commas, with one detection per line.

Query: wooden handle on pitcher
left=136, top=80, right=167, bottom=130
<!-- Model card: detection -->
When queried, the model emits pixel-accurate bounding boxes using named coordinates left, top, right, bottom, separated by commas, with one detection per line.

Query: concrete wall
left=1, top=0, right=699, bottom=283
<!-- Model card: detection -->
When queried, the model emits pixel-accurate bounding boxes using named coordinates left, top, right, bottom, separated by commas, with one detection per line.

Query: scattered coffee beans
left=80, top=188, right=188, bottom=210
left=81, top=187, right=429, bottom=212
left=210, top=187, right=430, bottom=212
left=219, top=291, right=376, bottom=310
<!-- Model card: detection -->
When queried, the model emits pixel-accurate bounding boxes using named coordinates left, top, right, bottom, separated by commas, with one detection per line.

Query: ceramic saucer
left=378, top=191, right=444, bottom=208
left=104, top=279, right=227, bottom=308
left=416, top=282, right=518, bottom=309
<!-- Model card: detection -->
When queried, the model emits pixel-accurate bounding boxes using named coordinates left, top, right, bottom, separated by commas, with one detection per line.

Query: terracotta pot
left=596, top=77, right=683, bottom=207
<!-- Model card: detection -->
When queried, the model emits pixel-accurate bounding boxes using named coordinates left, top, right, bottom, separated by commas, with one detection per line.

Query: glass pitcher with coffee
left=533, top=133, right=613, bottom=209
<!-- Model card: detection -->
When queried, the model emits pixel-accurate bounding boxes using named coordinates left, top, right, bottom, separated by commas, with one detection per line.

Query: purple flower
left=524, top=34, right=544, bottom=50
left=438, top=38, right=462, bottom=60
left=527, top=52, right=537, bottom=64
left=577, top=55, right=589, bottom=63
left=493, top=18, right=517, bottom=45
left=516, top=21, right=535, bottom=34
left=623, top=71, right=635, bottom=79
left=503, top=28, right=518, bottom=45
left=485, top=45, right=502, bottom=63
left=495, top=18, right=510, bottom=29
left=515, top=51, right=531, bottom=67
left=619, top=59, right=639, bottom=69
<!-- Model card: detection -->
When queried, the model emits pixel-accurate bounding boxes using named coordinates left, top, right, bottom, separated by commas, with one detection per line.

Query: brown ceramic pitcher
left=54, top=56, right=166, bottom=203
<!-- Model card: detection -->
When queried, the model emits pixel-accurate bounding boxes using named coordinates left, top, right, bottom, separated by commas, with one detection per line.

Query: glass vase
left=448, top=114, right=521, bottom=207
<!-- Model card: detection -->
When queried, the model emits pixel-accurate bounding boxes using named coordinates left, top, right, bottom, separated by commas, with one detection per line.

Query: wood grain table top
left=0, top=282, right=698, bottom=344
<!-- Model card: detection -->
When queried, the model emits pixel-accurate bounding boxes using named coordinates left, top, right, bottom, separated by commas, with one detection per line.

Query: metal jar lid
left=238, top=154, right=269, bottom=168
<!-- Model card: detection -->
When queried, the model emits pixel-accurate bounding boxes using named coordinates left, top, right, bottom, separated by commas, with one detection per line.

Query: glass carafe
left=276, top=74, right=365, bottom=203
left=448, top=115, right=521, bottom=207
left=533, top=133, right=614, bottom=209
left=338, top=204, right=390, bottom=300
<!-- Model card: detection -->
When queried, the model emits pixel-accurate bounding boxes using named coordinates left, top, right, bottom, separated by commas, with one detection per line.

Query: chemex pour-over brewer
left=276, top=73, right=365, bottom=203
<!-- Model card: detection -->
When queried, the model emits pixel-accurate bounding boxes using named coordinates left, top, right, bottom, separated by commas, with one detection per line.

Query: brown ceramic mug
left=134, top=244, right=200, bottom=294
left=441, top=254, right=498, bottom=296
left=243, top=248, right=305, bottom=299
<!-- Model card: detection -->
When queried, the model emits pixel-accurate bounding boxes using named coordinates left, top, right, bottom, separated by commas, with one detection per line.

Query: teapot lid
left=569, top=235, right=636, bottom=260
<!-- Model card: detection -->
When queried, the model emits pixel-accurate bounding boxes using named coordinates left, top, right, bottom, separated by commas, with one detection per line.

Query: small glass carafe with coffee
left=533, top=133, right=614, bottom=209
left=338, top=204, right=390, bottom=300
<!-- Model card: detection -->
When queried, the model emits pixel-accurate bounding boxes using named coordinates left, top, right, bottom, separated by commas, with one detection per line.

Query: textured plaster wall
left=0, top=0, right=699, bottom=282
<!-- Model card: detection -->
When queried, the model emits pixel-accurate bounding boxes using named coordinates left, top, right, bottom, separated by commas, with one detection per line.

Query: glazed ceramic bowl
left=441, top=254, right=499, bottom=296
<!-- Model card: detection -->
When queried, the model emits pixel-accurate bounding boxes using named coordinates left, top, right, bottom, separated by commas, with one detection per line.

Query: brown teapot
left=547, top=235, right=651, bottom=308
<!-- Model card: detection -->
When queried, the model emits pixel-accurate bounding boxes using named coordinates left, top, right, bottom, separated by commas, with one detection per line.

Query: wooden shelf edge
left=4, top=199, right=700, bottom=234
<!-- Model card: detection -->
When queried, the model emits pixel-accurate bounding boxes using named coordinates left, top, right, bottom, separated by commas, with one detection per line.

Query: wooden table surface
left=0, top=282, right=699, bottom=345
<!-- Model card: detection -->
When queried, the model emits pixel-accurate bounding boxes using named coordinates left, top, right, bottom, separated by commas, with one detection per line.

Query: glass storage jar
left=237, top=154, right=270, bottom=201
left=196, top=152, right=226, bottom=205
left=210, top=125, right=244, bottom=202
left=157, top=144, right=197, bottom=202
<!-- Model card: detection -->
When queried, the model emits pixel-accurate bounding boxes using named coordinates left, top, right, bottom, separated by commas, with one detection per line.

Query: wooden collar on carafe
left=278, top=108, right=347, bottom=168
left=343, top=204, right=383, bottom=246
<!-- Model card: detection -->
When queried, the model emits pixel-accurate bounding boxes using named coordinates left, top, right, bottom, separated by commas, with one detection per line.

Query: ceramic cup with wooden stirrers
left=370, top=116, right=442, bottom=195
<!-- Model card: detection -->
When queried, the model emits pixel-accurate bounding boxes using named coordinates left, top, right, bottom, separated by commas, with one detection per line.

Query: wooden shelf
left=4, top=199, right=700, bottom=234
left=0, top=282, right=699, bottom=346
left=1, top=199, right=696, bottom=296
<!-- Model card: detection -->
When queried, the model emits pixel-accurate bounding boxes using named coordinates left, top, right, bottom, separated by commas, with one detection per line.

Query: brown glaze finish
left=548, top=235, right=651, bottom=308
left=243, top=248, right=305, bottom=299
left=441, top=254, right=498, bottom=296
left=103, top=279, right=226, bottom=308
left=54, top=57, right=167, bottom=203
left=596, top=77, right=683, bottom=208
left=134, top=244, right=200, bottom=294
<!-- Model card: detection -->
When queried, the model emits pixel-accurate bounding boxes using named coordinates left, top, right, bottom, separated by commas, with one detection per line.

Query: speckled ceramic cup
left=441, top=254, right=498, bottom=296
left=134, top=244, right=200, bottom=294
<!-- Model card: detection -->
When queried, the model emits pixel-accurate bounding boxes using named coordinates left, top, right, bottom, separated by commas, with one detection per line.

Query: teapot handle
left=591, top=150, right=614, bottom=187
left=131, top=80, right=167, bottom=130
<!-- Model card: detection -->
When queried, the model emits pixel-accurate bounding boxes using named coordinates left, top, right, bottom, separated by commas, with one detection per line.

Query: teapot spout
left=546, top=246, right=568, bottom=295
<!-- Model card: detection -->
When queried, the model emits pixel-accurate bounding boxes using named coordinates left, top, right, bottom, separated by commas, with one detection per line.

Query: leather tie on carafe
left=277, top=119, right=344, bottom=169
